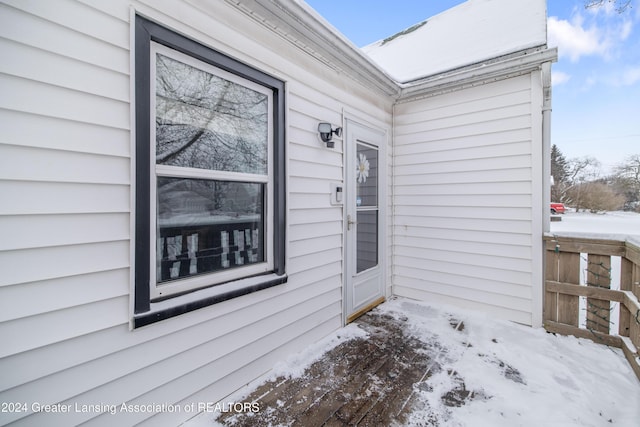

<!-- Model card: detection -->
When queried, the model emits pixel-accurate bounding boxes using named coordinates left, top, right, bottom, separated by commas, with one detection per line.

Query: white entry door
left=344, top=119, right=385, bottom=323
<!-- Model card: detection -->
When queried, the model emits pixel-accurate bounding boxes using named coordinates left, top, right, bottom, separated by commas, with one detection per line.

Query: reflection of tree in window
left=155, top=54, right=268, bottom=174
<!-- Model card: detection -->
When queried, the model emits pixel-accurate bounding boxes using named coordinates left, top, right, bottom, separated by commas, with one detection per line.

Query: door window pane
left=156, top=177, right=264, bottom=284
left=356, top=143, right=377, bottom=207
left=155, top=53, right=268, bottom=174
left=356, top=210, right=378, bottom=273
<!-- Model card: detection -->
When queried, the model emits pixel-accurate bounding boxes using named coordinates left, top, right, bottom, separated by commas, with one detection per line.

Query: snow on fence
left=543, top=234, right=640, bottom=381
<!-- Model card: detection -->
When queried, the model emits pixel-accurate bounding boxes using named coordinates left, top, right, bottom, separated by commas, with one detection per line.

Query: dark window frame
left=134, top=15, right=286, bottom=327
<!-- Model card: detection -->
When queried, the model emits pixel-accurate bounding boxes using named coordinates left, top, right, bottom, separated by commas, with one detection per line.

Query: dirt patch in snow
left=214, top=310, right=483, bottom=426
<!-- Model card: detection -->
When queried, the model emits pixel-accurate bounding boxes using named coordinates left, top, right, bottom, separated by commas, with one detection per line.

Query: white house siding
left=392, top=74, right=542, bottom=326
left=0, top=1, right=392, bottom=425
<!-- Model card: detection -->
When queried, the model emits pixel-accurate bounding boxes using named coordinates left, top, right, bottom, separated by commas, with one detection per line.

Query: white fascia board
left=398, top=47, right=558, bottom=103
left=221, top=0, right=399, bottom=97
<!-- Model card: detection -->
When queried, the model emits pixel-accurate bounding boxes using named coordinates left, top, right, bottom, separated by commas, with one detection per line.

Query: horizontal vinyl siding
left=0, top=2, right=136, bottom=423
left=0, top=109, right=130, bottom=157
left=0, top=144, right=130, bottom=185
left=0, top=213, right=130, bottom=251
left=0, top=241, right=130, bottom=290
left=286, top=85, right=345, bottom=293
left=0, top=265, right=338, bottom=395
left=0, top=1, right=129, bottom=74
left=395, top=284, right=533, bottom=325
left=0, top=73, right=129, bottom=130
left=0, top=1, right=392, bottom=426
left=393, top=75, right=535, bottom=324
left=5, top=289, right=341, bottom=427
left=0, top=269, right=130, bottom=324
left=0, top=0, right=132, bottom=347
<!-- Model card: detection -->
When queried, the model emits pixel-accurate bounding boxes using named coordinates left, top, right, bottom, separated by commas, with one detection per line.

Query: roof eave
left=398, top=46, right=559, bottom=103
left=223, top=0, right=400, bottom=97
left=221, top=1, right=558, bottom=105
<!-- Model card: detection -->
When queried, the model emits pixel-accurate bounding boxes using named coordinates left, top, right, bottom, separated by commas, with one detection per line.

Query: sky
left=305, top=0, right=640, bottom=175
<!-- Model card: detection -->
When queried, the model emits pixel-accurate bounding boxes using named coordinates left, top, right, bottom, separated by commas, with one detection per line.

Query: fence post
left=558, top=252, right=580, bottom=327
left=544, top=247, right=558, bottom=323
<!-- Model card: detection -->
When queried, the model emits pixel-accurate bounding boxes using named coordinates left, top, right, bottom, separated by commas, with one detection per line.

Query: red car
left=550, top=203, right=565, bottom=214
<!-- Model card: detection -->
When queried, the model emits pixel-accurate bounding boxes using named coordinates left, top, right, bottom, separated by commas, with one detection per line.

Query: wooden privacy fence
left=544, top=234, right=640, bottom=381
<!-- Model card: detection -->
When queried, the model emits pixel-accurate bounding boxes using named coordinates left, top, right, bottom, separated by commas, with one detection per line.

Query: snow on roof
left=362, top=0, right=548, bottom=83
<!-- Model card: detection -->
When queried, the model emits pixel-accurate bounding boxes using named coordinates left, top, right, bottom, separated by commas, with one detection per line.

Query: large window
left=134, top=16, right=286, bottom=326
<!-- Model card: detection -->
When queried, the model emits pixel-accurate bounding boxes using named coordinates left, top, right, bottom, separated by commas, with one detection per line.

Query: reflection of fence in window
left=157, top=219, right=262, bottom=283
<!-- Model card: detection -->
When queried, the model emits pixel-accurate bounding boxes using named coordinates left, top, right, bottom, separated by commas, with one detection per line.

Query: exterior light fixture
left=318, top=122, right=342, bottom=148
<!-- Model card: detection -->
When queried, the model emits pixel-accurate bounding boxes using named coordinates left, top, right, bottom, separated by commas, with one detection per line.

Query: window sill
left=133, top=273, right=287, bottom=328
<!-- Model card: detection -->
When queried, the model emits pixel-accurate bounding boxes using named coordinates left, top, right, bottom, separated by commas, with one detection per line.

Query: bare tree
left=155, top=53, right=268, bottom=174
left=154, top=52, right=269, bottom=218
left=613, top=154, right=640, bottom=211
left=571, top=182, right=625, bottom=212
left=615, top=154, right=640, bottom=185
left=564, top=156, right=602, bottom=210
left=585, top=0, right=632, bottom=13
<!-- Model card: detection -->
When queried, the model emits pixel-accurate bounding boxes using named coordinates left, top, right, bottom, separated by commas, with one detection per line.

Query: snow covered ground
left=550, top=211, right=640, bottom=242
left=187, top=298, right=640, bottom=427
left=389, top=300, right=640, bottom=426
